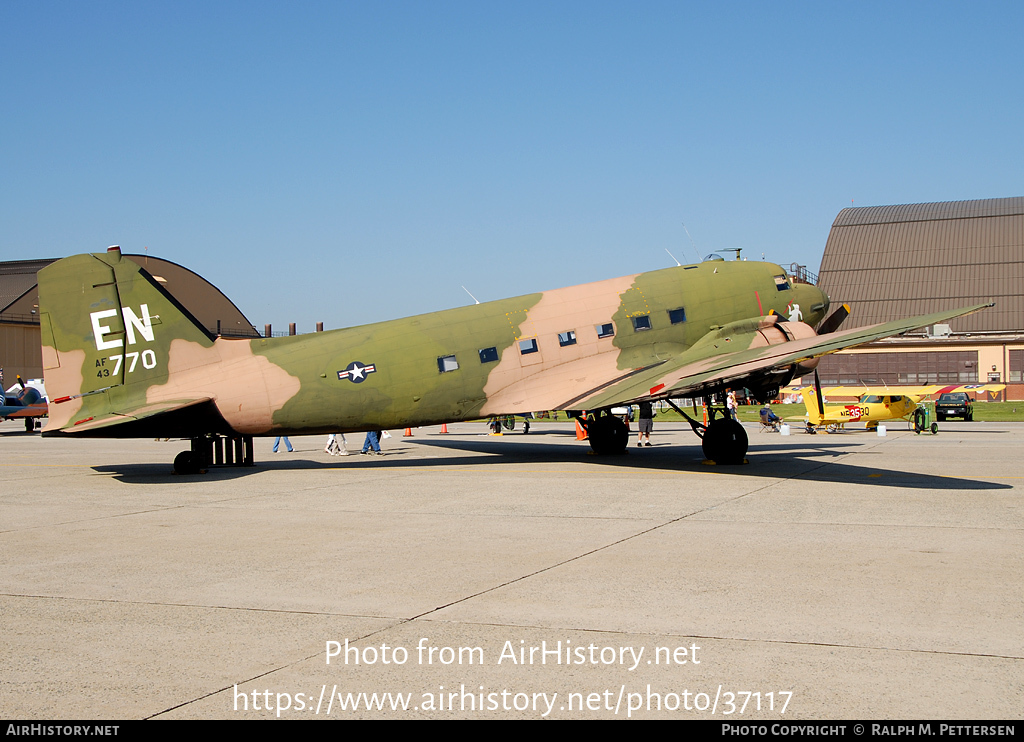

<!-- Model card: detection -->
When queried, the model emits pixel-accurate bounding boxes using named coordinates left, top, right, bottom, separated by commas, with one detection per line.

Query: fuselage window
left=437, top=355, right=459, bottom=373
left=596, top=322, right=615, bottom=338
left=774, top=274, right=791, bottom=291
left=668, top=307, right=687, bottom=324
left=558, top=330, right=577, bottom=347
left=479, top=347, right=499, bottom=363
left=631, top=315, right=652, bottom=331
left=519, top=338, right=539, bottom=355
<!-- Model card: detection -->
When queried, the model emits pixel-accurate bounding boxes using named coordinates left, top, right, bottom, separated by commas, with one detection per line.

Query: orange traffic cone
left=440, top=423, right=449, bottom=434
left=404, top=427, right=413, bottom=437
left=575, top=420, right=588, bottom=440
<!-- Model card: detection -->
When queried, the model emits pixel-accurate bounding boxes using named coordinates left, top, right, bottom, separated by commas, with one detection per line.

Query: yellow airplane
left=789, top=383, right=1006, bottom=433
left=797, top=386, right=926, bottom=433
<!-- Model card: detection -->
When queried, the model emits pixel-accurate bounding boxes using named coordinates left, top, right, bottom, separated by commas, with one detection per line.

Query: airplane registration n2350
left=37, top=247, right=989, bottom=473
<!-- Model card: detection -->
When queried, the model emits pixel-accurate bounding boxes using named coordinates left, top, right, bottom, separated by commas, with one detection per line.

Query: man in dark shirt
left=637, top=401, right=654, bottom=447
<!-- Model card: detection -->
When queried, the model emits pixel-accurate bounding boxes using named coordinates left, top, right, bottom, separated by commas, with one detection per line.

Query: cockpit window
left=774, top=275, right=791, bottom=291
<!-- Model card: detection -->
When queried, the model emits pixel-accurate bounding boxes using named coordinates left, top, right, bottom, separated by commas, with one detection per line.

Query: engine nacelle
left=747, top=318, right=820, bottom=378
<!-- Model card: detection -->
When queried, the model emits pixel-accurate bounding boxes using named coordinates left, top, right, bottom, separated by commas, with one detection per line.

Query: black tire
left=174, top=450, right=200, bottom=475
left=930, top=422, right=938, bottom=435
left=967, top=411, right=974, bottom=422
left=701, top=419, right=748, bottom=464
left=936, top=413, right=945, bottom=422
left=587, top=416, right=629, bottom=455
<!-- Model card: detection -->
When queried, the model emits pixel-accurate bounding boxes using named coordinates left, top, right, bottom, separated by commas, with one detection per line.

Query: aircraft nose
left=792, top=283, right=829, bottom=326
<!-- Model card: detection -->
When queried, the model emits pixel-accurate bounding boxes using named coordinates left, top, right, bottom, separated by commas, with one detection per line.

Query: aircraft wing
left=0, top=403, right=48, bottom=419
left=834, top=386, right=936, bottom=397
left=928, top=383, right=1007, bottom=395
left=569, top=303, right=993, bottom=411
left=819, top=384, right=1006, bottom=398
left=782, top=385, right=935, bottom=397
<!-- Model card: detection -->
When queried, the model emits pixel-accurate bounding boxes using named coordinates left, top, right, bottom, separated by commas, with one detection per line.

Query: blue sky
left=3, top=1, right=1022, bottom=331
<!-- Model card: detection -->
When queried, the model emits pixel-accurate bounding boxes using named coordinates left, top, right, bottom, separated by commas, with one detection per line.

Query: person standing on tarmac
left=726, top=390, right=738, bottom=421
left=637, top=400, right=654, bottom=447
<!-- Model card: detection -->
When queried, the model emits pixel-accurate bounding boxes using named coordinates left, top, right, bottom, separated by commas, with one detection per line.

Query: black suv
left=935, top=392, right=974, bottom=422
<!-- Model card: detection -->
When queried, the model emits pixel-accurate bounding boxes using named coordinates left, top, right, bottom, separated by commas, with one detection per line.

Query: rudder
left=800, top=386, right=823, bottom=425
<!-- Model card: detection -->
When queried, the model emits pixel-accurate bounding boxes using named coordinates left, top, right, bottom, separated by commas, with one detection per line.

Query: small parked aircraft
left=796, top=386, right=929, bottom=433
left=38, top=247, right=990, bottom=472
left=0, top=377, right=48, bottom=432
left=786, top=382, right=1006, bottom=433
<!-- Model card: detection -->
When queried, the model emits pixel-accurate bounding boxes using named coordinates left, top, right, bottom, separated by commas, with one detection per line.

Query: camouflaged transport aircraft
left=37, top=247, right=989, bottom=474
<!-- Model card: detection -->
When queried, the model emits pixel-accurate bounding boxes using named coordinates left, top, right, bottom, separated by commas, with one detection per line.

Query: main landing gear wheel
left=25, top=417, right=35, bottom=433
left=587, top=415, right=629, bottom=455
left=701, top=419, right=748, bottom=465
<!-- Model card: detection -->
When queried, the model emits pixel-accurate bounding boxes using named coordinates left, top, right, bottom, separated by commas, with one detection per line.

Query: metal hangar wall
left=815, top=197, right=1024, bottom=399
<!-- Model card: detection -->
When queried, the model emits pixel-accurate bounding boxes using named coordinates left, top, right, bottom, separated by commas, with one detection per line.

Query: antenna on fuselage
left=665, top=248, right=682, bottom=266
left=462, top=286, right=480, bottom=305
left=681, top=223, right=702, bottom=262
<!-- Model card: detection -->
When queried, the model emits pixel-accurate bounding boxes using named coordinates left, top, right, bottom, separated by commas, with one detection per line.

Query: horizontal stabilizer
left=43, top=397, right=232, bottom=438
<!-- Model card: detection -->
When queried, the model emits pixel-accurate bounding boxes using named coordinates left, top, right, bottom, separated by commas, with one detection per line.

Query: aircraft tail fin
left=38, top=247, right=216, bottom=433
left=800, top=386, right=823, bottom=424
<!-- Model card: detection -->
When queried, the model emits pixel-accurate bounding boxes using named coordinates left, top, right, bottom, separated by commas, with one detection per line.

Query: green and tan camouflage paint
left=37, top=247, right=850, bottom=438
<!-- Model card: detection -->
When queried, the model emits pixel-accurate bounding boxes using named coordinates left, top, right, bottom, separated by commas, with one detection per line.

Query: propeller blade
left=814, top=369, right=825, bottom=420
left=817, top=303, right=850, bottom=335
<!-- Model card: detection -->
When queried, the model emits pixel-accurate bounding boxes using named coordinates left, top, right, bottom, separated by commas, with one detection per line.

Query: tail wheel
left=173, top=451, right=201, bottom=475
